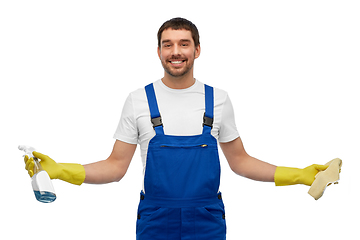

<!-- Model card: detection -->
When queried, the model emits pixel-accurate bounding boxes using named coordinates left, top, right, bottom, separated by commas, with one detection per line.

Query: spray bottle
left=19, top=145, right=56, bottom=203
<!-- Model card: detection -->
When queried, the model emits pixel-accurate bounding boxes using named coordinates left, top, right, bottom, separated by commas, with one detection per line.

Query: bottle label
left=32, top=171, right=55, bottom=193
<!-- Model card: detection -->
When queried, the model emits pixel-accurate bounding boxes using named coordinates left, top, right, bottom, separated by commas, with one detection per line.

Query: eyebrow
left=161, top=39, right=191, bottom=45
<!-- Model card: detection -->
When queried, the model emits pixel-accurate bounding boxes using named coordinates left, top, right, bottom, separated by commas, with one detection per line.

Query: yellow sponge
left=308, top=158, right=342, bottom=200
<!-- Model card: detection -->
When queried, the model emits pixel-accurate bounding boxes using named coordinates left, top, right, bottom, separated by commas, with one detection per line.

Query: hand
left=24, top=152, right=61, bottom=179
left=24, top=151, right=86, bottom=185
left=275, top=164, right=328, bottom=186
left=300, top=164, right=329, bottom=186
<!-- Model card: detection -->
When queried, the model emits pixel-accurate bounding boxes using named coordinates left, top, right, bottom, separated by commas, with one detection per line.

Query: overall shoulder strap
left=203, top=84, right=214, bottom=134
left=145, top=83, right=164, bottom=135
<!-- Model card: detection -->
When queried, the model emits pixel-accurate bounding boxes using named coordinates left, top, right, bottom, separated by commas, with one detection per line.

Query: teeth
left=171, top=61, right=183, bottom=64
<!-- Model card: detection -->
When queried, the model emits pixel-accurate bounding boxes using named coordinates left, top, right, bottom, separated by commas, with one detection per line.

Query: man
left=24, top=18, right=330, bottom=239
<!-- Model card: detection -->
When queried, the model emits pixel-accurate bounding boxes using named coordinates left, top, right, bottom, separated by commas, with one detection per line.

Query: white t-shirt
left=113, top=79, right=239, bottom=170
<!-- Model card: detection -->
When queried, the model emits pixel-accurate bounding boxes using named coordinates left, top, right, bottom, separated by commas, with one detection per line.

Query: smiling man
left=158, top=23, right=200, bottom=88
left=24, top=18, right=333, bottom=240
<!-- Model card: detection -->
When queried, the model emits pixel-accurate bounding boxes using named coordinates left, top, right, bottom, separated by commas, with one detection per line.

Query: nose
left=172, top=44, right=181, bottom=56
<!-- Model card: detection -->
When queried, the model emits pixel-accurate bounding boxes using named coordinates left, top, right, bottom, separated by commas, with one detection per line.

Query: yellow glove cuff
left=58, top=163, right=86, bottom=186
left=274, top=167, right=302, bottom=186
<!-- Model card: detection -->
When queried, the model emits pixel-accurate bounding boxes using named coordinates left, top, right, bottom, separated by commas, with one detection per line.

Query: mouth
left=169, top=60, right=186, bottom=66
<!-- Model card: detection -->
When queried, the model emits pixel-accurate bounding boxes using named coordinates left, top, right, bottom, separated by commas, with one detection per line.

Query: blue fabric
left=203, top=84, right=214, bottom=135
left=145, top=83, right=164, bottom=135
left=137, top=83, right=226, bottom=240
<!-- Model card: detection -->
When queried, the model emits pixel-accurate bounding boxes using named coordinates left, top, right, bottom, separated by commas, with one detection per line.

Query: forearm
left=231, top=154, right=330, bottom=186
left=221, top=138, right=277, bottom=182
left=231, top=154, right=277, bottom=182
left=221, top=138, right=332, bottom=187
left=83, top=158, right=127, bottom=184
left=83, top=141, right=136, bottom=184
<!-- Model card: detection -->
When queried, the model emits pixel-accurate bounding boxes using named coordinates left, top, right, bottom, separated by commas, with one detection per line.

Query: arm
left=220, top=137, right=329, bottom=186
left=83, top=140, right=137, bottom=184
left=220, top=137, right=276, bottom=182
left=25, top=140, right=137, bottom=185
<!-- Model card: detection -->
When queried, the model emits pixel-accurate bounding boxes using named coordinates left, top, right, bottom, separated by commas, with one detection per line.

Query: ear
left=195, top=44, right=201, bottom=59
left=157, top=47, right=161, bottom=60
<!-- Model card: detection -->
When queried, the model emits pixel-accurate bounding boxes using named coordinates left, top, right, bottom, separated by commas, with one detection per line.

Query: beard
left=161, top=53, right=195, bottom=78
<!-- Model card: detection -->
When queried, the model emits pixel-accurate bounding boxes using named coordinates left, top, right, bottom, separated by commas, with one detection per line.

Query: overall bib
left=136, top=83, right=226, bottom=240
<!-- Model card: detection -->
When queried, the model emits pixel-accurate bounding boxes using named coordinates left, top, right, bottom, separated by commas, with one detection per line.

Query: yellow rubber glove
left=24, top=151, right=86, bottom=186
left=274, top=164, right=328, bottom=186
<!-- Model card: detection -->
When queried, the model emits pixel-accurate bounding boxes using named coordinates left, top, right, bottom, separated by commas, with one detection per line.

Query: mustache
left=167, top=55, right=187, bottom=61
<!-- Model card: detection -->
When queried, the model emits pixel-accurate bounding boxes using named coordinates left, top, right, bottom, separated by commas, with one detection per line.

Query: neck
left=161, top=72, right=195, bottom=89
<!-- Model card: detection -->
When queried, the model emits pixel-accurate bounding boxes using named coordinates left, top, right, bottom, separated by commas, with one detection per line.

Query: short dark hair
left=157, top=17, right=200, bottom=48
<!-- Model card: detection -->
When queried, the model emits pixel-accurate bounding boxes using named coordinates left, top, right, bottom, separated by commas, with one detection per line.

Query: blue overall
left=136, top=83, right=226, bottom=240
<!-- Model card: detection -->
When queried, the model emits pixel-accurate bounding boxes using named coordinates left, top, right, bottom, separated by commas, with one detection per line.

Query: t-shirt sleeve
left=113, top=93, right=139, bottom=144
left=218, top=94, right=240, bottom=143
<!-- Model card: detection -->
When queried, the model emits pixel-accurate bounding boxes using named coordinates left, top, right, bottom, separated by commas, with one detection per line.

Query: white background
left=1, top=1, right=359, bottom=239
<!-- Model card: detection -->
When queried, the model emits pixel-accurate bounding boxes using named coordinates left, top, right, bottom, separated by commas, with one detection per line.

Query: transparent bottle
left=19, top=145, right=56, bottom=203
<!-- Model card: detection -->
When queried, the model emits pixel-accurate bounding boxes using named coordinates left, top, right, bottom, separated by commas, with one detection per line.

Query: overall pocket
left=136, top=201, right=168, bottom=239
left=195, top=203, right=227, bottom=239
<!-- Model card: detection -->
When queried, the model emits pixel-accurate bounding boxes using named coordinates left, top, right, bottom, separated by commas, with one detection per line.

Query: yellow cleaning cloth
left=308, top=158, right=342, bottom=200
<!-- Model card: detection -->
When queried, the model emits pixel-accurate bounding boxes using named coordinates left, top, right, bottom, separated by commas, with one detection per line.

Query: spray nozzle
left=19, top=145, right=43, bottom=174
left=18, top=145, right=36, bottom=158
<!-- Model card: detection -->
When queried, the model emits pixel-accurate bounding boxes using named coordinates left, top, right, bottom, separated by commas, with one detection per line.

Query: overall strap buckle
left=151, top=116, right=163, bottom=129
left=203, top=113, right=213, bottom=129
